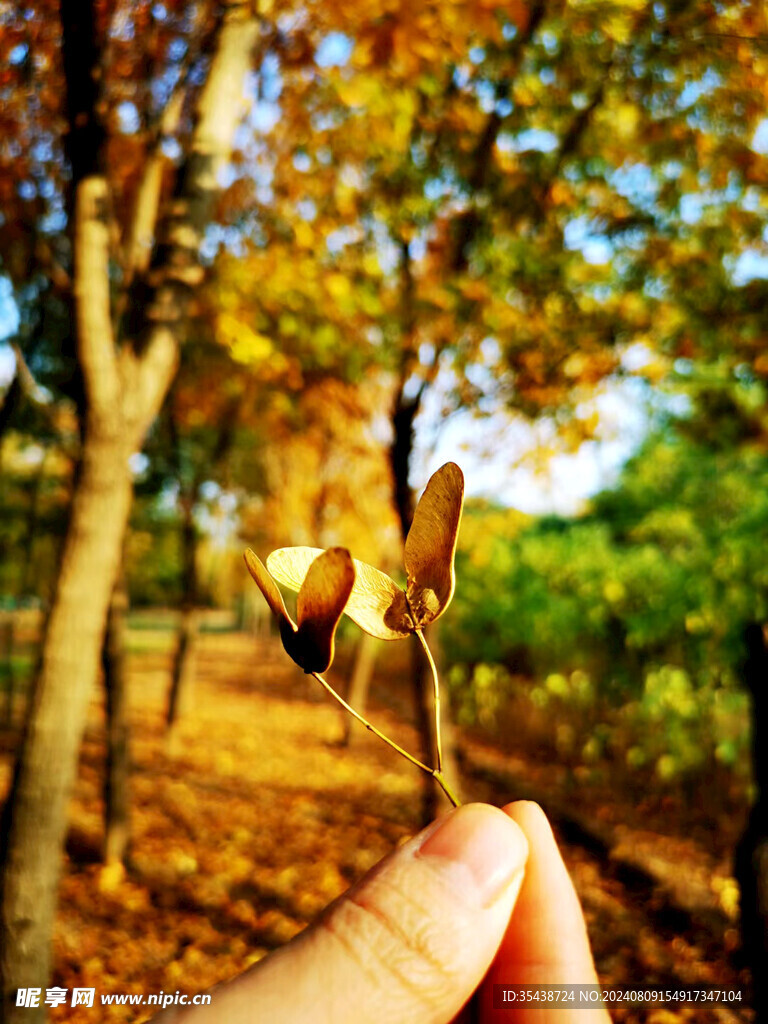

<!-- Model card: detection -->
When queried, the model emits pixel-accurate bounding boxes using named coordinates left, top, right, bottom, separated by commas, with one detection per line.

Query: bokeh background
left=1, top=0, right=767, bottom=1020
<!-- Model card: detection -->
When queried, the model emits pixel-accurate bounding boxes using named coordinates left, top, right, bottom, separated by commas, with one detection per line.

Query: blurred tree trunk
left=165, top=392, right=241, bottom=736
left=735, top=622, right=768, bottom=1019
left=102, top=570, right=130, bottom=866
left=384, top=2, right=553, bottom=822
left=166, top=609, right=200, bottom=734
left=420, top=623, right=463, bottom=809
left=0, top=422, right=14, bottom=727
left=166, top=495, right=199, bottom=736
left=407, top=637, right=440, bottom=819
left=18, top=452, right=47, bottom=601
left=389, top=377, right=464, bottom=822
left=390, top=236, right=440, bottom=822
left=0, top=370, right=22, bottom=442
left=0, top=615, right=14, bottom=728
left=0, top=1, right=259, bottom=1016
left=341, top=633, right=379, bottom=746
left=390, top=383, right=438, bottom=821
left=0, top=414, right=137, bottom=1024
left=1, top=451, right=49, bottom=730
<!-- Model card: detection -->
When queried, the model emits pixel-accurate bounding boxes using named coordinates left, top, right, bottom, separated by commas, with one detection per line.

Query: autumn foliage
left=1, top=0, right=768, bottom=1019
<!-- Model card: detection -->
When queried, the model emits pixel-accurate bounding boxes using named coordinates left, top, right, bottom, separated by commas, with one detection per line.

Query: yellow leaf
left=218, top=314, right=274, bottom=365
left=325, top=272, right=352, bottom=300
left=362, top=252, right=382, bottom=277
left=351, top=39, right=373, bottom=69
left=550, top=180, right=574, bottom=206
left=410, top=37, right=438, bottom=61
left=294, top=220, right=314, bottom=249
left=604, top=11, right=632, bottom=43
left=336, top=74, right=379, bottom=108
left=98, top=862, right=125, bottom=893
left=460, top=279, right=491, bottom=302
left=615, top=102, right=639, bottom=138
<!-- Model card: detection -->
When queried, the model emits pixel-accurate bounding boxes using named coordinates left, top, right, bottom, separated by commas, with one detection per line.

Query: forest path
left=0, top=629, right=750, bottom=1022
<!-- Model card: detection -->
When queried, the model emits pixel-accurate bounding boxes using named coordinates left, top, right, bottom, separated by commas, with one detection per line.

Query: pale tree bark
left=0, top=178, right=171, bottom=1024
left=124, top=91, right=185, bottom=282
left=0, top=3, right=259, bottom=1017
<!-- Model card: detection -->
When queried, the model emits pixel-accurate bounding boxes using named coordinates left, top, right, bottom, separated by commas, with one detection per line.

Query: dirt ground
left=0, top=630, right=754, bottom=1023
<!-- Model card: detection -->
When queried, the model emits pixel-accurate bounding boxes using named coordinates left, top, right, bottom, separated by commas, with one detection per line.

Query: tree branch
left=528, top=70, right=612, bottom=227
left=124, top=90, right=186, bottom=282
left=10, top=343, right=48, bottom=406
left=120, top=328, right=179, bottom=444
left=126, top=1, right=259, bottom=437
left=73, top=177, right=121, bottom=417
left=120, top=0, right=225, bottom=283
left=154, top=0, right=260, bottom=283
left=451, top=0, right=548, bottom=272
left=0, top=365, right=21, bottom=439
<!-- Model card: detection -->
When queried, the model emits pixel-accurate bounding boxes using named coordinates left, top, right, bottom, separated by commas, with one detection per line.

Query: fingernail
left=416, top=803, right=527, bottom=908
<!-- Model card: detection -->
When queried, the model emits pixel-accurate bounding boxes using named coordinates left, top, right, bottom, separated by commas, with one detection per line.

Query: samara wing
left=268, top=546, right=412, bottom=641
left=403, top=463, right=464, bottom=628
left=293, top=547, right=355, bottom=673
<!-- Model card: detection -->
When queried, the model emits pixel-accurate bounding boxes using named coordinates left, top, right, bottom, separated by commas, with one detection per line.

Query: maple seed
left=244, top=547, right=354, bottom=674
left=245, top=463, right=465, bottom=809
left=267, top=462, right=465, bottom=639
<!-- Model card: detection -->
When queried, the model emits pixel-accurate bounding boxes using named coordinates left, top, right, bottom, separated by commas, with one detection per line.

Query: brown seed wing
left=403, top=462, right=464, bottom=628
left=244, top=549, right=295, bottom=628
left=294, top=547, right=355, bottom=673
left=268, top=546, right=412, bottom=641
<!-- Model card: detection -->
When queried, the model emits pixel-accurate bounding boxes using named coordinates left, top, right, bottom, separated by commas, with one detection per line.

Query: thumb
left=174, top=804, right=528, bottom=1024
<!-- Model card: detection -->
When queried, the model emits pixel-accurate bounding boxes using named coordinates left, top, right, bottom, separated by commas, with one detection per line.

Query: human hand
left=156, top=801, right=609, bottom=1023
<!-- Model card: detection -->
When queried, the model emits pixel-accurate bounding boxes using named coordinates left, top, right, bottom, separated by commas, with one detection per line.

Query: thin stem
left=433, top=770, right=460, bottom=808
left=310, top=671, right=460, bottom=808
left=311, top=671, right=432, bottom=774
left=415, top=628, right=443, bottom=775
